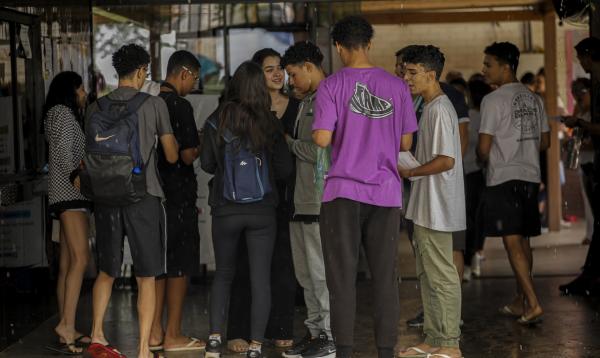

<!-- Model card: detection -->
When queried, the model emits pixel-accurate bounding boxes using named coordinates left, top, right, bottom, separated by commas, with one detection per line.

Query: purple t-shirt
left=313, top=67, right=418, bottom=207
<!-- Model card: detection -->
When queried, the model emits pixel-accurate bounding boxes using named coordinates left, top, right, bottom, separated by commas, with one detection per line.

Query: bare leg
left=91, top=271, right=115, bottom=346
left=150, top=278, right=166, bottom=347
left=57, top=227, right=69, bottom=320
left=164, top=277, right=187, bottom=346
left=136, top=276, right=156, bottom=358
left=502, top=235, right=542, bottom=319
left=55, top=212, right=89, bottom=352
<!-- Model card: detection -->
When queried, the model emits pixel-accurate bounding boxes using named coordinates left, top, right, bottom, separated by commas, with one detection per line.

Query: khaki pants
left=414, top=224, right=461, bottom=347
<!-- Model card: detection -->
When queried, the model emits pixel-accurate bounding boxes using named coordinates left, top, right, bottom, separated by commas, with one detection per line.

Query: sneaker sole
left=301, top=352, right=336, bottom=358
left=205, top=352, right=221, bottom=358
left=407, top=322, right=424, bottom=328
left=282, top=353, right=302, bottom=358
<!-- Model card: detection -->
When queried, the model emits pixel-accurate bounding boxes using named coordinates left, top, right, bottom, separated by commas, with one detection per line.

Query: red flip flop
left=85, top=343, right=127, bottom=358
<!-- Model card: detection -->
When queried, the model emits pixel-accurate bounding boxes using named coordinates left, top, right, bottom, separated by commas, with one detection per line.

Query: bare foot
left=149, top=329, right=164, bottom=348
left=432, top=346, right=462, bottom=358
left=397, top=343, right=438, bottom=357
left=227, top=338, right=249, bottom=353
left=521, top=304, right=544, bottom=322
left=274, top=339, right=294, bottom=348
left=505, top=295, right=525, bottom=316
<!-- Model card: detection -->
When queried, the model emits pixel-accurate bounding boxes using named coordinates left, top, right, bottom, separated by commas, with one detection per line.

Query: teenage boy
left=85, top=44, right=179, bottom=358
left=395, top=46, right=470, bottom=327
left=398, top=45, right=465, bottom=358
left=312, top=16, right=417, bottom=358
left=479, top=42, right=548, bottom=323
left=280, top=41, right=333, bottom=358
left=149, top=50, right=204, bottom=353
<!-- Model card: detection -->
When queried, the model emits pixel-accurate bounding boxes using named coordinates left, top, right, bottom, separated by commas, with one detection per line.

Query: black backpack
left=80, top=92, right=151, bottom=206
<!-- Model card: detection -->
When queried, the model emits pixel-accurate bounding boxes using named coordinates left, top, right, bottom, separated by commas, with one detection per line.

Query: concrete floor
left=2, top=222, right=599, bottom=357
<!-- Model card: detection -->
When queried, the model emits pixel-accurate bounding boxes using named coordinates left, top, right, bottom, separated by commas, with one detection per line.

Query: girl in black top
left=225, top=48, right=300, bottom=354
left=201, top=61, right=292, bottom=358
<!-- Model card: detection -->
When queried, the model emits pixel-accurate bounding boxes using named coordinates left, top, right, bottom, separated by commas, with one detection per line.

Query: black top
left=276, top=97, right=300, bottom=220
left=200, top=108, right=294, bottom=216
left=157, top=84, right=200, bottom=207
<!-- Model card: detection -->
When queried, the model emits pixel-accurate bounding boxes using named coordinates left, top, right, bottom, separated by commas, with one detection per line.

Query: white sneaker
left=463, top=266, right=472, bottom=282
left=472, top=253, right=482, bottom=277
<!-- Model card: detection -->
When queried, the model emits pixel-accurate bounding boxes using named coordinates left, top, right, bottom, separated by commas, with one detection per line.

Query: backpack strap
left=126, top=92, right=151, bottom=114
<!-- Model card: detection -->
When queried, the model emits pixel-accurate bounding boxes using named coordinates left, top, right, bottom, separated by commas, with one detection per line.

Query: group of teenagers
left=43, top=13, right=600, bottom=358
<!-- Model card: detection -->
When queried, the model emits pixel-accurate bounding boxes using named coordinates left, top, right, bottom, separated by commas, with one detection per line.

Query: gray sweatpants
left=290, top=221, right=331, bottom=338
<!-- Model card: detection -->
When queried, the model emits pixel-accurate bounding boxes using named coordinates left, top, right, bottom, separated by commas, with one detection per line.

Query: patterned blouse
left=44, top=104, right=90, bottom=209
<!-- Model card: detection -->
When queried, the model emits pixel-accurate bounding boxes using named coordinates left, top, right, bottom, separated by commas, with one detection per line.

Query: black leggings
left=209, top=214, right=277, bottom=342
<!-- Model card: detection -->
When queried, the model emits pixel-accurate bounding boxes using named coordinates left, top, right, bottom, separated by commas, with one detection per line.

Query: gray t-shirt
left=405, top=95, right=466, bottom=232
left=86, top=87, right=173, bottom=199
left=479, top=82, right=550, bottom=186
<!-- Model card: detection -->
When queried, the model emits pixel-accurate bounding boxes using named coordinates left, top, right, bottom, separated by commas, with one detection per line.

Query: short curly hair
left=331, top=15, right=373, bottom=50
left=402, top=45, right=446, bottom=80
left=112, top=44, right=150, bottom=78
left=281, top=41, right=324, bottom=68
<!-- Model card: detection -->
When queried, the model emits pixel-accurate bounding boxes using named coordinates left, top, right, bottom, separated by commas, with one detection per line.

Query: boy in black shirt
left=150, top=50, right=204, bottom=352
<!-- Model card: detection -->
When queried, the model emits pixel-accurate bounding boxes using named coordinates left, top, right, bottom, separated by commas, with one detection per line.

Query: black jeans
left=464, top=170, right=486, bottom=266
left=320, top=198, right=401, bottom=358
left=210, top=214, right=276, bottom=342
left=227, top=214, right=296, bottom=341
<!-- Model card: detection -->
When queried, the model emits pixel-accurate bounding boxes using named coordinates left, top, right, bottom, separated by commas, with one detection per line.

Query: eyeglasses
left=182, top=65, right=200, bottom=81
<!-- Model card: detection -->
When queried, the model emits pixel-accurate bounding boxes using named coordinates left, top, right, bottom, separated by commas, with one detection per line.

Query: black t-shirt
left=276, top=97, right=300, bottom=219
left=157, top=88, right=200, bottom=207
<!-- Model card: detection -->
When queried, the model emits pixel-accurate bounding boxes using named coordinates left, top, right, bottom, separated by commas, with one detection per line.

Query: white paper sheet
left=397, top=151, right=424, bottom=181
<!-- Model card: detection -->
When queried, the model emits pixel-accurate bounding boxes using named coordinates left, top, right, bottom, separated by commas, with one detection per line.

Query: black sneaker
left=300, top=332, right=336, bottom=358
left=407, top=311, right=424, bottom=327
left=205, top=335, right=222, bottom=358
left=282, top=333, right=312, bottom=358
left=247, top=347, right=262, bottom=358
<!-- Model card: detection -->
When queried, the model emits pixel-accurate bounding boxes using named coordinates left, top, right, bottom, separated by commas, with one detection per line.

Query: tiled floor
left=1, top=222, right=599, bottom=357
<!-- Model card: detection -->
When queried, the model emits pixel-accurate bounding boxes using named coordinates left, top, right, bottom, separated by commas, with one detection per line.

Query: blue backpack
left=207, top=117, right=272, bottom=203
left=80, top=92, right=150, bottom=206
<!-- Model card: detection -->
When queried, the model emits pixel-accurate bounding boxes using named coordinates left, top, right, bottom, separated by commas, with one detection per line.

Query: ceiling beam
left=361, top=0, right=545, bottom=12
left=363, top=9, right=543, bottom=24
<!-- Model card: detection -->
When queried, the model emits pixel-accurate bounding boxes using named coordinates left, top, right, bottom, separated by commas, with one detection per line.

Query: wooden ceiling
left=360, top=0, right=548, bottom=12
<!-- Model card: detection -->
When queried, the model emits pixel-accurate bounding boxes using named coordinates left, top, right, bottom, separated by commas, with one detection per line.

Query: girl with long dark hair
left=43, top=71, right=92, bottom=354
left=201, top=61, right=293, bottom=358
left=225, top=48, right=299, bottom=354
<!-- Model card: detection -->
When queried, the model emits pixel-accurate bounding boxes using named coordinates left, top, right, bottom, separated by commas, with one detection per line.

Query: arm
left=286, top=134, right=318, bottom=164
left=180, top=147, right=199, bottom=165
left=178, top=101, right=201, bottom=165
left=400, top=133, right=413, bottom=152
left=477, top=133, right=493, bottom=163
left=312, top=129, right=333, bottom=148
left=565, top=116, right=600, bottom=136
left=159, top=134, right=179, bottom=163
left=398, top=155, right=455, bottom=178
left=459, top=122, right=469, bottom=158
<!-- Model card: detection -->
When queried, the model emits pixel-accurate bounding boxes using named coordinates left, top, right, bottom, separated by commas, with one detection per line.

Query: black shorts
left=94, top=195, right=166, bottom=278
left=160, top=204, right=200, bottom=278
left=483, top=180, right=541, bottom=237
left=49, top=200, right=93, bottom=219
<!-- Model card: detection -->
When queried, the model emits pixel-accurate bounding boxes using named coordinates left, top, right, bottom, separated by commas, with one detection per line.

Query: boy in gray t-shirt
left=478, top=42, right=549, bottom=326
left=397, top=45, right=464, bottom=358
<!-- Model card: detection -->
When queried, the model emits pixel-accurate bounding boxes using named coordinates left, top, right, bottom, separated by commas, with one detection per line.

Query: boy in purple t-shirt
left=312, top=16, right=417, bottom=358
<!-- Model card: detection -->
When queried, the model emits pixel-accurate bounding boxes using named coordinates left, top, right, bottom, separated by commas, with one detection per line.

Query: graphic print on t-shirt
left=350, top=82, right=393, bottom=119
left=511, top=91, right=540, bottom=142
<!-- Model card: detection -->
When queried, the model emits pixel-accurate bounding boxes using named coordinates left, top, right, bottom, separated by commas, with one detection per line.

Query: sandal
left=397, top=346, right=430, bottom=358
left=164, top=337, right=206, bottom=352
left=85, top=342, right=126, bottom=358
left=75, top=335, right=92, bottom=347
left=498, top=305, right=521, bottom=317
left=149, top=341, right=163, bottom=352
left=45, top=342, right=82, bottom=355
left=517, top=314, right=543, bottom=326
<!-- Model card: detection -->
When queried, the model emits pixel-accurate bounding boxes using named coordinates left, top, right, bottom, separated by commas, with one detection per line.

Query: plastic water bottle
left=132, top=167, right=142, bottom=175
left=566, top=128, right=582, bottom=169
